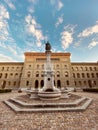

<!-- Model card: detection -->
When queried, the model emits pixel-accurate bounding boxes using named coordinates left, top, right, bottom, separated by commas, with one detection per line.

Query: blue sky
left=0, top=0, right=98, bottom=62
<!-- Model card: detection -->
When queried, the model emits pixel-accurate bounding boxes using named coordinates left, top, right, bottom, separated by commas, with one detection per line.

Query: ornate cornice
left=24, top=52, right=71, bottom=56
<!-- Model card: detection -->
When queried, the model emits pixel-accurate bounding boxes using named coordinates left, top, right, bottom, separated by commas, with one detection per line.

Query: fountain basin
left=38, top=91, right=61, bottom=100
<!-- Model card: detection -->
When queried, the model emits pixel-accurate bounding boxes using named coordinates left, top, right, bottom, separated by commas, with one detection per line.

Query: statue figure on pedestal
left=45, top=41, right=51, bottom=51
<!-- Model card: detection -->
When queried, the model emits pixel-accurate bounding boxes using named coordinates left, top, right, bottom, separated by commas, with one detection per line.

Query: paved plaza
left=0, top=91, right=98, bottom=130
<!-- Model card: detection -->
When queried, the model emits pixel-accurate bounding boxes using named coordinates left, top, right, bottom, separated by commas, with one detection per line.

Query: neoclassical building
left=0, top=52, right=98, bottom=89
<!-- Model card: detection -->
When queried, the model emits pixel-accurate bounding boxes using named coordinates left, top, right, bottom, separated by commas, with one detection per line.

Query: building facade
left=0, top=52, right=98, bottom=89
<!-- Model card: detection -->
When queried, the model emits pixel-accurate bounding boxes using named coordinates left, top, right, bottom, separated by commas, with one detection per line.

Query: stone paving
left=0, top=91, right=98, bottom=130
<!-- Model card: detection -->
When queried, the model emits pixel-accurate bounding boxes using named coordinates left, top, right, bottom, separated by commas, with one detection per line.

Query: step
left=3, top=98, right=92, bottom=113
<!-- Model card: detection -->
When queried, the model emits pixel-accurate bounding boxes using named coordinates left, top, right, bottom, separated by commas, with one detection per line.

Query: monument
left=38, top=42, right=61, bottom=100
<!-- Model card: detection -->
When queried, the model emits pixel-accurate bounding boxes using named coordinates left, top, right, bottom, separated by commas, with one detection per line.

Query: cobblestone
left=0, top=91, right=97, bottom=130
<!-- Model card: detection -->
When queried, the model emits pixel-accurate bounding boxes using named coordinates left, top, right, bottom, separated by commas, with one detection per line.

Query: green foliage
left=0, top=89, right=12, bottom=93
left=83, top=88, right=98, bottom=93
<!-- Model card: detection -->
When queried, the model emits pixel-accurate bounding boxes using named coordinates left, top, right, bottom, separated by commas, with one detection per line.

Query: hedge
left=83, top=88, right=98, bottom=93
left=0, top=89, right=12, bottom=93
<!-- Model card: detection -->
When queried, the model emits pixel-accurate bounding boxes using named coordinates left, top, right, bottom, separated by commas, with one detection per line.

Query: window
left=82, top=73, right=85, bottom=78
left=41, top=71, right=44, bottom=77
left=37, top=64, right=39, bottom=69
left=96, top=73, right=98, bottom=78
left=79, top=81, right=82, bottom=85
left=42, top=64, right=44, bottom=69
left=7, top=67, right=9, bottom=71
left=2, top=67, right=4, bottom=71
left=27, top=71, right=31, bottom=77
left=66, top=80, right=69, bottom=85
left=85, top=67, right=88, bottom=71
left=91, top=73, right=94, bottom=78
left=84, top=81, right=86, bottom=85
left=29, top=65, right=31, bottom=67
left=15, top=73, right=18, bottom=77
left=76, top=67, right=78, bottom=71
left=8, top=82, right=11, bottom=85
left=10, top=73, right=13, bottom=76
left=26, top=81, right=29, bottom=86
left=36, top=71, right=39, bottom=77
left=94, top=81, right=96, bottom=85
left=80, top=67, right=83, bottom=71
left=0, top=73, right=2, bottom=78
left=65, top=65, right=67, bottom=69
left=74, top=81, right=76, bottom=85
left=77, top=73, right=80, bottom=78
left=90, top=67, right=92, bottom=71
left=65, top=71, right=68, bottom=77
left=73, top=73, right=75, bottom=78
left=94, top=67, right=96, bottom=71
left=14, top=81, right=16, bottom=86
left=5, top=73, right=8, bottom=78
left=57, top=64, right=59, bottom=68
left=12, top=67, right=14, bottom=70
left=57, top=71, right=60, bottom=77
left=87, top=73, right=90, bottom=78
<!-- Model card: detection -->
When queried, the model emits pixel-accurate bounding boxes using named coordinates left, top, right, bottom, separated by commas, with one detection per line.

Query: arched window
left=5, top=73, right=8, bottom=78
left=87, top=73, right=90, bottom=78
left=0, top=73, right=2, bottom=78
left=42, top=64, right=44, bottom=69
left=56, top=64, right=59, bottom=69
left=79, top=81, right=82, bottom=85
left=57, top=71, right=60, bottom=77
left=76, top=67, right=78, bottom=71
left=94, top=67, right=96, bottom=71
left=84, top=81, right=86, bottom=85
left=40, top=80, right=44, bottom=88
left=91, top=73, right=94, bottom=78
left=41, top=71, right=44, bottom=77
left=37, top=64, right=39, bottom=69
left=96, top=73, right=98, bottom=78
left=66, top=80, right=69, bottom=85
left=74, top=81, right=76, bottom=86
left=90, top=67, right=92, bottom=71
left=82, top=73, right=85, bottom=78
left=65, top=71, right=68, bottom=77
left=2, top=81, right=6, bottom=89
left=35, top=80, right=39, bottom=89
left=77, top=73, right=80, bottom=78
left=26, top=81, right=29, bottom=86
left=57, top=80, right=61, bottom=88
left=2, top=67, right=4, bottom=71
left=73, top=73, right=75, bottom=78
left=36, top=71, right=39, bottom=77
left=81, top=67, right=83, bottom=71
left=27, top=71, right=31, bottom=77
left=14, top=81, right=16, bottom=86
left=85, top=67, right=88, bottom=71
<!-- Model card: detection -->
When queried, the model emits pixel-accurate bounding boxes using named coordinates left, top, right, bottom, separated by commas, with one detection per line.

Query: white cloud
left=0, top=54, right=16, bottom=62
left=50, top=0, right=63, bottom=11
left=0, top=5, right=9, bottom=19
left=55, top=15, right=63, bottom=27
left=28, top=0, right=38, bottom=4
left=25, top=14, right=46, bottom=47
left=0, top=5, right=9, bottom=43
left=78, top=21, right=98, bottom=37
left=4, top=0, right=15, bottom=10
left=28, top=6, right=35, bottom=14
left=61, top=25, right=75, bottom=49
left=57, top=0, right=63, bottom=10
left=88, top=39, right=98, bottom=49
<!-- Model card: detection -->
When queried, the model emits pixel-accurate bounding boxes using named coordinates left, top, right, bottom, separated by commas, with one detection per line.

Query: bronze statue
left=45, top=41, right=51, bottom=51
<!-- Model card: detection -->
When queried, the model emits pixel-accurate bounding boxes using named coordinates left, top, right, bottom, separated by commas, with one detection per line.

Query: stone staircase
left=3, top=96, right=92, bottom=113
